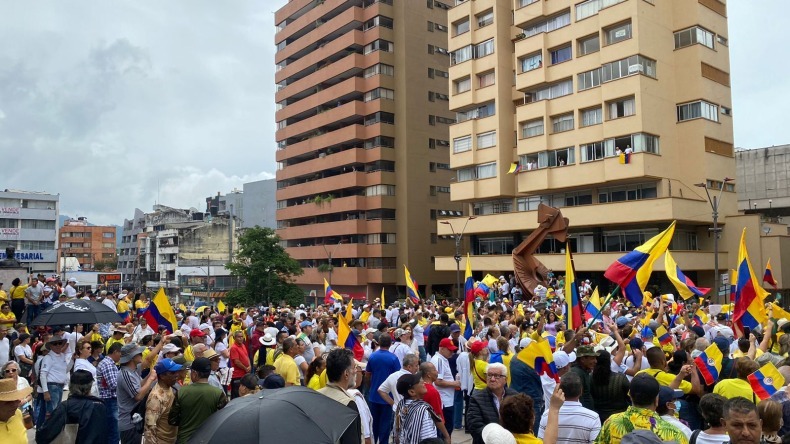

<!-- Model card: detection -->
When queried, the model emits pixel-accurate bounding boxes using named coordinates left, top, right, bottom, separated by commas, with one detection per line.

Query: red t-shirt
left=423, top=382, right=445, bottom=423
left=229, top=343, right=250, bottom=379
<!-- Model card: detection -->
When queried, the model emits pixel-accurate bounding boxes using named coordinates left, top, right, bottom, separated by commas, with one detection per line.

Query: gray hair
left=694, top=337, right=710, bottom=351
left=1, top=360, right=18, bottom=375
left=486, top=362, right=508, bottom=377
left=402, top=354, right=419, bottom=369
left=69, top=381, right=93, bottom=397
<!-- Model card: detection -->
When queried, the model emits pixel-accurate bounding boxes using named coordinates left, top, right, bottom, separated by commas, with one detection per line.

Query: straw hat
left=0, top=378, right=32, bottom=401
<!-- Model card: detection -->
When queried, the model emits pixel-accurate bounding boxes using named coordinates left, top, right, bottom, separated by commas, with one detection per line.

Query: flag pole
left=587, top=285, right=619, bottom=327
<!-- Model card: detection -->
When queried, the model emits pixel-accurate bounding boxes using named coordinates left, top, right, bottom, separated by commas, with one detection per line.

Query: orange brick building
left=59, top=218, right=118, bottom=271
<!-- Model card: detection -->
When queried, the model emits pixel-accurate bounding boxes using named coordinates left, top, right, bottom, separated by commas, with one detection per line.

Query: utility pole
left=440, top=216, right=476, bottom=300
left=695, top=178, right=733, bottom=304
left=206, top=255, right=211, bottom=302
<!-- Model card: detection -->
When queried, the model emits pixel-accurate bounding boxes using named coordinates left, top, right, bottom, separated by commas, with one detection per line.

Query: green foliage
left=226, top=226, right=303, bottom=306
left=317, top=263, right=333, bottom=273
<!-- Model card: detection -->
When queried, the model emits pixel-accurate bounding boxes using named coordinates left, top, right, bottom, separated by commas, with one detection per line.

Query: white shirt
left=132, top=325, right=155, bottom=344
left=74, top=358, right=99, bottom=397
left=40, top=351, right=70, bottom=388
left=14, top=344, right=32, bottom=365
left=624, top=355, right=650, bottom=381
left=457, top=351, right=473, bottom=395
left=102, top=297, right=116, bottom=310
left=63, top=285, right=77, bottom=298
left=389, top=308, right=400, bottom=326
left=327, top=328, right=338, bottom=350
left=378, top=369, right=410, bottom=412
left=412, top=323, right=425, bottom=347
left=0, top=337, right=9, bottom=368
left=430, top=353, right=454, bottom=407
left=693, top=431, right=731, bottom=444
left=390, top=342, right=410, bottom=367
left=187, top=316, right=200, bottom=330
left=215, top=341, right=229, bottom=368
left=540, top=373, right=557, bottom=410
left=349, top=389, right=373, bottom=439
left=661, top=415, right=693, bottom=438
left=538, top=400, right=601, bottom=443
left=63, top=332, right=83, bottom=356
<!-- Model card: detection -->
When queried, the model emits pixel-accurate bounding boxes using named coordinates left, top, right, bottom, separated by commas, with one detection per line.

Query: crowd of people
left=0, top=272, right=788, bottom=444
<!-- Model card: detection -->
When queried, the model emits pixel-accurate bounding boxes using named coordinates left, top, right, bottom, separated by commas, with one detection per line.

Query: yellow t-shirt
left=105, top=337, right=124, bottom=353
left=89, top=332, right=104, bottom=345
left=273, top=354, right=300, bottom=386
left=318, top=368, right=328, bottom=389
left=307, top=374, right=322, bottom=390
left=473, top=359, right=488, bottom=391
left=713, top=378, right=758, bottom=403
left=637, top=369, right=693, bottom=394
left=502, top=352, right=514, bottom=386
left=0, top=290, right=7, bottom=303
left=10, top=285, right=27, bottom=300
left=514, top=433, right=543, bottom=444
left=0, top=311, right=16, bottom=327
left=134, top=300, right=147, bottom=313
left=360, top=311, right=371, bottom=323
left=117, top=299, right=130, bottom=314
left=184, top=345, right=195, bottom=362
left=0, top=409, right=27, bottom=444
left=733, top=348, right=764, bottom=359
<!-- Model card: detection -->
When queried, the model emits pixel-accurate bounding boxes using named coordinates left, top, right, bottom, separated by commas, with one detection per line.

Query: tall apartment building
left=274, top=0, right=461, bottom=299
left=437, top=0, right=751, bottom=294
left=59, top=217, right=117, bottom=271
left=0, top=190, right=59, bottom=273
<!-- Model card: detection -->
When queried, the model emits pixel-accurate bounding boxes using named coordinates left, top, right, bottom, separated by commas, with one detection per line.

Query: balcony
left=276, top=147, right=394, bottom=181
left=278, top=219, right=397, bottom=240
left=277, top=171, right=366, bottom=200
left=277, top=195, right=396, bottom=220
left=277, top=123, right=394, bottom=161
left=276, top=75, right=392, bottom=122
left=285, top=243, right=370, bottom=260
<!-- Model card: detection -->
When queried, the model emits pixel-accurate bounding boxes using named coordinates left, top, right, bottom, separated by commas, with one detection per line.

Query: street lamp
left=440, top=216, right=477, bottom=300
left=321, top=240, right=345, bottom=285
left=695, top=178, right=733, bottom=303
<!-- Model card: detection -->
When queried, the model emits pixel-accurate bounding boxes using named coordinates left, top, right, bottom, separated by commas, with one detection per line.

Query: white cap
left=552, top=350, right=576, bottom=369
left=519, top=337, right=532, bottom=349
left=42, top=286, right=53, bottom=293
left=481, top=423, right=516, bottom=444
left=67, top=277, right=77, bottom=283
left=199, top=323, right=211, bottom=331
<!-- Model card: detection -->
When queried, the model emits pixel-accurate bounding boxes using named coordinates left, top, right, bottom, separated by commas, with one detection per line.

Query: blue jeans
left=26, top=304, right=41, bottom=325
left=35, top=383, right=63, bottom=425
left=370, top=401, right=393, bottom=444
left=442, top=405, right=455, bottom=432
left=453, top=390, right=464, bottom=429
left=104, top=397, right=119, bottom=444
left=418, top=346, right=427, bottom=363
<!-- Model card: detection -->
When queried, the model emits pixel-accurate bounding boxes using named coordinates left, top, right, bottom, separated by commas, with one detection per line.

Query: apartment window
left=364, top=39, right=394, bottom=54
left=521, top=119, right=544, bottom=138
left=576, top=0, right=626, bottom=21
left=522, top=11, right=571, bottom=38
left=518, top=0, right=539, bottom=6
left=605, top=21, right=632, bottom=45
left=453, top=136, right=472, bottom=153
left=454, top=18, right=470, bottom=35
left=21, top=219, right=55, bottom=230
left=577, top=68, right=601, bottom=91
left=103, top=232, right=115, bottom=238
left=578, top=34, right=600, bottom=56
left=475, top=39, right=494, bottom=58
left=519, top=53, right=543, bottom=72
left=476, top=162, right=497, bottom=179
left=363, top=16, right=394, bottom=31
left=551, top=114, right=574, bottom=133
left=366, top=234, right=396, bottom=245
left=601, top=55, right=657, bottom=81
left=705, top=179, right=736, bottom=193
left=677, top=100, right=719, bottom=122
left=581, top=141, right=605, bottom=162
left=721, top=106, right=732, bottom=116
left=364, top=136, right=396, bottom=149
left=428, top=91, right=449, bottom=101
left=717, top=35, right=728, bottom=46
left=549, top=45, right=572, bottom=65
left=434, top=1, right=451, bottom=10
left=365, top=185, right=396, bottom=196
left=607, top=96, right=635, bottom=119
left=473, top=200, right=513, bottom=216
left=524, top=78, right=573, bottom=102
left=477, top=71, right=495, bottom=88
left=364, top=111, right=395, bottom=125
left=436, top=163, right=450, bottom=170
left=603, top=133, right=660, bottom=156
left=435, top=116, right=455, bottom=125
left=364, top=87, right=395, bottom=102
left=436, top=186, right=450, bottom=193
left=547, top=147, right=574, bottom=167
left=457, top=167, right=475, bottom=182
left=430, top=22, right=446, bottom=32
left=599, top=183, right=658, bottom=204
left=476, top=10, right=494, bottom=28
left=102, top=242, right=114, bottom=248
left=451, top=45, right=472, bottom=65
left=456, top=102, right=495, bottom=122
left=477, top=131, right=496, bottom=149
left=364, top=63, right=395, bottom=78
left=674, top=26, right=715, bottom=50
left=580, top=107, right=603, bottom=127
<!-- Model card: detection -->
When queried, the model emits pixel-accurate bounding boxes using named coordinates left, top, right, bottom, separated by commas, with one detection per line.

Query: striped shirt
left=538, top=400, right=601, bottom=444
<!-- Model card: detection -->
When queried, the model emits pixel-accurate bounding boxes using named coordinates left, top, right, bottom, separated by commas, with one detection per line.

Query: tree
left=93, top=256, right=118, bottom=271
left=226, top=227, right=304, bottom=306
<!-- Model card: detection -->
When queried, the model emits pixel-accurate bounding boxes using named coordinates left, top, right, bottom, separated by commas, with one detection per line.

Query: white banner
left=0, top=228, right=19, bottom=239
left=0, top=207, right=20, bottom=215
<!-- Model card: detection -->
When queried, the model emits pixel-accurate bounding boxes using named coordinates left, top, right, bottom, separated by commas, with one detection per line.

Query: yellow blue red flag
left=748, top=362, right=785, bottom=400
left=584, top=287, right=602, bottom=324
left=324, top=279, right=343, bottom=304
left=665, top=250, right=710, bottom=300
left=733, top=229, right=768, bottom=334
left=564, top=242, right=582, bottom=330
left=404, top=265, right=420, bottom=304
left=142, top=288, right=177, bottom=334
left=516, top=334, right=558, bottom=381
left=693, top=343, right=722, bottom=385
left=604, top=222, right=676, bottom=307
left=337, top=306, right=364, bottom=361
left=463, top=254, right=475, bottom=340
left=764, top=258, right=779, bottom=290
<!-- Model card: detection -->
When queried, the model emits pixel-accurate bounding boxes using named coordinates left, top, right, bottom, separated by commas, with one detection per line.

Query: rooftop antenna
left=157, top=179, right=160, bottom=205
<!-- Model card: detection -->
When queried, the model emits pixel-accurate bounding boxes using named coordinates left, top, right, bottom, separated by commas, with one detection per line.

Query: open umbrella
left=188, top=386, right=359, bottom=444
left=31, top=299, right=122, bottom=326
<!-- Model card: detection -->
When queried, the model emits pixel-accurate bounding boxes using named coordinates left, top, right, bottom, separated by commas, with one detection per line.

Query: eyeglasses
left=83, top=346, right=92, bottom=350
left=486, top=373, right=506, bottom=380
left=4, top=368, right=17, bottom=373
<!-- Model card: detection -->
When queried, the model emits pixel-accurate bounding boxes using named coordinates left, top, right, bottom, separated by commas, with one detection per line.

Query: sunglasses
left=50, top=341, right=66, bottom=346
left=4, top=368, right=17, bottom=373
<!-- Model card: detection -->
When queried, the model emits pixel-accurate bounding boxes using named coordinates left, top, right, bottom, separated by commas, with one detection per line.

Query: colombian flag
left=748, top=362, right=785, bottom=400
left=564, top=243, right=583, bottom=330
left=656, top=325, right=672, bottom=345
left=604, top=222, right=676, bottom=307
left=694, top=343, right=723, bottom=385
left=324, top=279, right=343, bottom=304
left=404, top=265, right=420, bottom=305
left=584, top=287, right=602, bottom=323
left=337, top=305, right=364, bottom=361
left=764, top=259, right=779, bottom=290
left=665, top=250, right=710, bottom=300
left=516, top=334, right=559, bottom=381
left=730, top=268, right=738, bottom=303
left=733, top=229, right=769, bottom=335
left=463, top=254, right=476, bottom=340
left=142, top=288, right=177, bottom=334
left=693, top=309, right=708, bottom=327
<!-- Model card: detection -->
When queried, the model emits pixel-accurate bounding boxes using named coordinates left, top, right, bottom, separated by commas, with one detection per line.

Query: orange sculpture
left=512, top=204, right=569, bottom=299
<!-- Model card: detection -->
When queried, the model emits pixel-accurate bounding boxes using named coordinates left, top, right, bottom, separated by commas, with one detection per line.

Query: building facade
left=241, top=179, right=277, bottom=229
left=274, top=0, right=461, bottom=299
left=58, top=217, right=117, bottom=272
left=0, top=190, right=59, bottom=273
left=437, top=0, right=755, bottom=296
left=737, top=145, right=790, bottom=219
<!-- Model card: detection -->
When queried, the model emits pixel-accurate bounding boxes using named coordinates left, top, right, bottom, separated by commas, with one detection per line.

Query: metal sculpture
left=512, top=204, right=569, bottom=299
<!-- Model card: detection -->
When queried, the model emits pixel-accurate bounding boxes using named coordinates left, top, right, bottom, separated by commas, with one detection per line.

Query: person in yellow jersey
left=359, top=305, right=372, bottom=324
left=0, top=304, right=16, bottom=331
left=469, top=339, right=490, bottom=391
left=637, top=347, right=703, bottom=396
left=0, top=283, right=7, bottom=304
left=104, top=327, right=126, bottom=353
left=8, top=278, right=27, bottom=327
left=713, top=357, right=760, bottom=403
left=0, top=374, right=33, bottom=443
left=134, top=293, right=149, bottom=317
left=116, top=292, right=131, bottom=323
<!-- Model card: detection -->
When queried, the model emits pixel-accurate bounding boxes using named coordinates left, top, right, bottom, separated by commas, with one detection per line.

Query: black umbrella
left=30, top=299, right=122, bottom=326
left=188, top=386, right=359, bottom=444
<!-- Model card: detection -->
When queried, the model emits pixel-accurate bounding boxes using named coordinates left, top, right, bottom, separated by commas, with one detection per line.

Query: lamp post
left=440, top=216, right=477, bottom=300
left=322, top=240, right=345, bottom=286
left=695, top=178, right=733, bottom=303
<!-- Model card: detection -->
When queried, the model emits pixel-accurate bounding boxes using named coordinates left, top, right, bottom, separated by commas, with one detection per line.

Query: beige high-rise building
left=274, top=0, right=461, bottom=300
left=436, top=0, right=775, bottom=296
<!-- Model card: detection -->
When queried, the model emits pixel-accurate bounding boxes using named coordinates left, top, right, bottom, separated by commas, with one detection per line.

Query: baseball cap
left=629, top=374, right=661, bottom=405
left=629, top=337, right=644, bottom=351
left=70, top=369, right=94, bottom=385
left=657, top=386, right=683, bottom=406
left=191, top=357, right=212, bottom=373
left=481, top=423, right=517, bottom=444
left=519, top=337, right=532, bottom=349
left=262, top=374, right=285, bottom=389
left=439, top=338, right=458, bottom=351
left=575, top=345, right=599, bottom=357
left=154, top=358, right=184, bottom=374
left=299, top=320, right=312, bottom=328
left=396, top=373, right=423, bottom=397
left=470, top=340, right=488, bottom=355
left=552, top=351, right=575, bottom=369
left=161, top=343, right=181, bottom=354
left=189, top=328, right=206, bottom=338
left=641, top=326, right=654, bottom=338
left=616, top=316, right=630, bottom=328
left=449, top=323, right=461, bottom=333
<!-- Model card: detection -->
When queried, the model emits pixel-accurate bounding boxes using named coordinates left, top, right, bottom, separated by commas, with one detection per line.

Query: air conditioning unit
left=628, top=64, right=643, bottom=74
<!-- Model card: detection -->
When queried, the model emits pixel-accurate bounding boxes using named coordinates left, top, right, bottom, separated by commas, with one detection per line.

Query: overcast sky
left=0, top=1, right=783, bottom=226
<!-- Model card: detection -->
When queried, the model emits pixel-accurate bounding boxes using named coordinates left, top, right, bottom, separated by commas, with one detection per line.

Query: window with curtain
left=476, top=162, right=497, bottom=179
left=522, top=119, right=544, bottom=138
left=577, top=34, right=600, bottom=56
left=581, top=141, right=604, bottom=162
left=551, top=114, right=574, bottom=133
left=477, top=131, right=496, bottom=149
left=605, top=21, right=632, bottom=45
left=454, top=18, right=470, bottom=35
left=451, top=45, right=472, bottom=65
left=457, top=167, right=475, bottom=182
left=520, top=53, right=543, bottom=72
left=677, top=100, right=719, bottom=122
left=577, top=68, right=601, bottom=90
left=453, top=136, right=472, bottom=153
left=476, top=10, right=493, bottom=27
left=608, top=96, right=635, bottom=119
left=550, top=45, right=572, bottom=65
left=580, top=107, right=602, bottom=127
left=454, top=77, right=471, bottom=93
left=475, top=39, right=495, bottom=58
left=478, top=71, right=495, bottom=88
